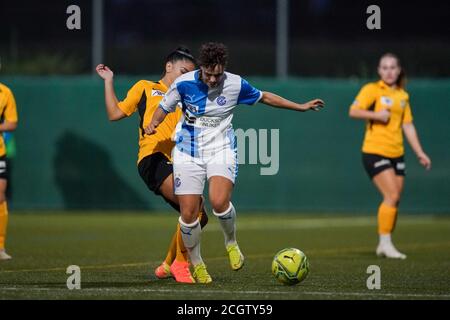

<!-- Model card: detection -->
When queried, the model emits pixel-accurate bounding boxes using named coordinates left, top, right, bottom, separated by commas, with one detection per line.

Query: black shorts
left=0, top=155, right=8, bottom=180
left=362, top=153, right=406, bottom=179
left=138, top=152, right=209, bottom=227
left=138, top=152, right=173, bottom=196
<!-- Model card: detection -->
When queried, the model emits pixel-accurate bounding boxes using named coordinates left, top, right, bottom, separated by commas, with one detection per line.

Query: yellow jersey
left=117, top=80, right=181, bottom=164
left=0, top=83, right=18, bottom=157
left=350, top=80, right=413, bottom=158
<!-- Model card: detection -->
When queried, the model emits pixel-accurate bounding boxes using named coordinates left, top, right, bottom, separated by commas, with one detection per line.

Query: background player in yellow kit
left=349, top=53, right=432, bottom=259
left=96, top=47, right=208, bottom=283
left=0, top=81, right=18, bottom=261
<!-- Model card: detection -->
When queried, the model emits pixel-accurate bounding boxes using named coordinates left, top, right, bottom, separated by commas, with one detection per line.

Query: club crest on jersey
left=217, top=96, right=227, bottom=106
left=380, top=96, right=393, bottom=106
left=151, top=89, right=165, bottom=97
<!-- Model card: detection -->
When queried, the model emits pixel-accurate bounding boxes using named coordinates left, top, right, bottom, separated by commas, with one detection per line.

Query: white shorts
left=172, top=146, right=238, bottom=195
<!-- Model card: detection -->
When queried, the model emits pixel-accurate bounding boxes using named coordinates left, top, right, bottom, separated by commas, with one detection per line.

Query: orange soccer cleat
left=154, top=262, right=172, bottom=279
left=170, top=260, right=195, bottom=284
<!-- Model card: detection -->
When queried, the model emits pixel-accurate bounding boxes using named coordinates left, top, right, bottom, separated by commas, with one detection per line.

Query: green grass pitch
left=0, top=212, right=449, bottom=300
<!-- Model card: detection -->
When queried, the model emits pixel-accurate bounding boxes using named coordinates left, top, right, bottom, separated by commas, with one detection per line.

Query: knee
left=180, top=212, right=198, bottom=224
left=385, top=191, right=401, bottom=206
left=180, top=203, right=200, bottom=224
left=210, top=197, right=230, bottom=214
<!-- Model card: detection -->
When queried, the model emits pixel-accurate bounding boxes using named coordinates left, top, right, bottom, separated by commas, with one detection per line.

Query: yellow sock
left=175, top=224, right=188, bottom=262
left=377, top=202, right=398, bottom=235
left=0, top=201, right=8, bottom=250
left=163, top=228, right=177, bottom=266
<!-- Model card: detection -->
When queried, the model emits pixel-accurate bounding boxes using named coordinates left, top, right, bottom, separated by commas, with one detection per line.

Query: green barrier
left=1, top=76, right=449, bottom=213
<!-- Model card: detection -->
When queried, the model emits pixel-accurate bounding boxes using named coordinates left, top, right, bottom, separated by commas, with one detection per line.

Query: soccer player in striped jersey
left=96, top=47, right=208, bottom=283
left=146, top=42, right=324, bottom=283
left=349, top=53, right=432, bottom=259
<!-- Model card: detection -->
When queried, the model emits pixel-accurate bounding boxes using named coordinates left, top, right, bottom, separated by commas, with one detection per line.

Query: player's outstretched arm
left=95, top=64, right=127, bottom=121
left=0, top=121, right=17, bottom=133
left=260, top=91, right=324, bottom=112
left=403, top=122, right=432, bottom=170
left=145, top=107, right=168, bottom=135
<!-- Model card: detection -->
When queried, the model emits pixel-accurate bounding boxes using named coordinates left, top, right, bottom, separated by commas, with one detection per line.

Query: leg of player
left=155, top=175, right=196, bottom=283
left=372, top=169, right=406, bottom=259
left=178, top=194, right=212, bottom=283
left=154, top=227, right=177, bottom=279
left=179, top=196, right=209, bottom=266
left=209, top=176, right=244, bottom=271
left=0, top=179, right=11, bottom=261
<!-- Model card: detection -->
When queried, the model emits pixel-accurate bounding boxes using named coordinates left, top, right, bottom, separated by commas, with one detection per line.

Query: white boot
left=376, top=234, right=406, bottom=259
left=0, top=250, right=12, bottom=261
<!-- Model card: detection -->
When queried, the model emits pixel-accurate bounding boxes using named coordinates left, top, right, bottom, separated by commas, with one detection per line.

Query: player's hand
left=96, top=64, right=114, bottom=81
left=375, top=109, right=390, bottom=123
left=417, top=152, right=432, bottom=170
left=144, top=122, right=158, bottom=135
left=302, top=99, right=325, bottom=111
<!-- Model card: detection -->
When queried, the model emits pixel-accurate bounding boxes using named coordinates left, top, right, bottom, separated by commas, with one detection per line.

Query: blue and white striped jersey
left=159, top=70, right=262, bottom=157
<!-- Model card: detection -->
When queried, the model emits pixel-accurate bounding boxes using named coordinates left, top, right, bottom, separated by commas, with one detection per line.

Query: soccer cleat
left=226, top=244, right=244, bottom=271
left=0, top=250, right=12, bottom=261
left=154, top=262, right=171, bottom=279
left=376, top=243, right=407, bottom=259
left=170, top=260, right=195, bottom=284
left=193, top=263, right=212, bottom=284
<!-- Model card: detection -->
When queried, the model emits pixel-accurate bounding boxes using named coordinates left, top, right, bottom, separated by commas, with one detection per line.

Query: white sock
left=179, top=217, right=203, bottom=266
left=379, top=234, right=392, bottom=246
left=213, top=202, right=237, bottom=247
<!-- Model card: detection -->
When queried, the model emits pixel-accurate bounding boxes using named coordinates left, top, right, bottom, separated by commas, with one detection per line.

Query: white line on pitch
left=1, top=286, right=449, bottom=299
left=2, top=241, right=449, bottom=274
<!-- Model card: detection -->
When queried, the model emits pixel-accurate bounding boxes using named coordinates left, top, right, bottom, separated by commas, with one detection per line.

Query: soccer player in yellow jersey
left=349, top=53, right=431, bottom=259
left=96, top=47, right=208, bottom=283
left=0, top=82, right=18, bottom=261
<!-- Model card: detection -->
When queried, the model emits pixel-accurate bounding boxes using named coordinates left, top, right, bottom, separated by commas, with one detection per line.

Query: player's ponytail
left=397, top=67, right=406, bottom=88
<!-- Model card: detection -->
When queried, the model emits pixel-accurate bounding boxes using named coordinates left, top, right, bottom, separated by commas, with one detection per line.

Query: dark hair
left=379, top=53, right=406, bottom=88
left=198, top=42, right=228, bottom=69
left=163, top=46, right=196, bottom=75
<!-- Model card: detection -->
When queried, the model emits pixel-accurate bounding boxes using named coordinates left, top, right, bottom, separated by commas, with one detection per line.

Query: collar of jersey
left=378, top=80, right=401, bottom=92
left=158, top=79, right=169, bottom=91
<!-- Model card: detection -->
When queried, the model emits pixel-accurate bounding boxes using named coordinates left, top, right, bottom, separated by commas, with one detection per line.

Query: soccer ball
left=272, top=248, right=309, bottom=285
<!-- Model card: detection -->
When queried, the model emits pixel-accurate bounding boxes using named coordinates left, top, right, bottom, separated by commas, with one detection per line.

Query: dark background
left=1, top=0, right=449, bottom=77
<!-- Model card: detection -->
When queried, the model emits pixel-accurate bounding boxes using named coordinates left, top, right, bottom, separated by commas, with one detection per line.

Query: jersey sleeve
left=117, top=80, right=146, bottom=116
left=402, top=100, right=413, bottom=124
left=237, top=78, right=262, bottom=105
left=350, top=84, right=377, bottom=111
left=159, top=82, right=181, bottom=114
left=3, top=88, right=18, bottom=123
